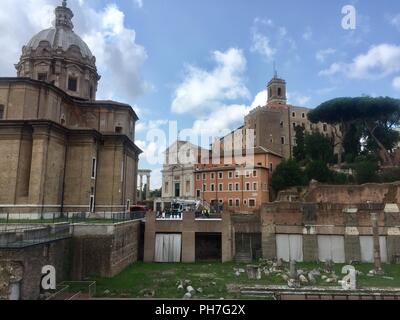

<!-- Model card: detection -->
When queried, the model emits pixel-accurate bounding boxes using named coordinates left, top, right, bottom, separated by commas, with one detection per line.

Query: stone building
left=155, top=141, right=209, bottom=211
left=217, top=74, right=340, bottom=160
left=0, top=1, right=142, bottom=217
left=194, top=147, right=283, bottom=212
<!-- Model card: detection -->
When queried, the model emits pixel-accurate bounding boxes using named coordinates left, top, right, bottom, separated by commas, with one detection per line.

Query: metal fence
left=0, top=211, right=145, bottom=225
left=46, top=281, right=96, bottom=300
left=0, top=224, right=71, bottom=248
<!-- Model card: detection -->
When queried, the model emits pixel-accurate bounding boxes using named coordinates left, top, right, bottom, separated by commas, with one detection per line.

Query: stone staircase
left=235, top=252, right=252, bottom=263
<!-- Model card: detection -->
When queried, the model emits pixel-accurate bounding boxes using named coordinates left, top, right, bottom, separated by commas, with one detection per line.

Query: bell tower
left=267, top=69, right=287, bottom=105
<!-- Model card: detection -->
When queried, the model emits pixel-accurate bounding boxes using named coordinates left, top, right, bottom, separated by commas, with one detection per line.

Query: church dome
left=26, top=27, right=93, bottom=59
left=16, top=1, right=100, bottom=101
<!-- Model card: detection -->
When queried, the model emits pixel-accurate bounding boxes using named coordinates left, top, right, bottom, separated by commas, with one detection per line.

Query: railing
left=0, top=211, right=145, bottom=225
left=0, top=224, right=71, bottom=248
left=156, top=212, right=183, bottom=220
left=46, top=281, right=96, bottom=300
left=195, top=212, right=222, bottom=220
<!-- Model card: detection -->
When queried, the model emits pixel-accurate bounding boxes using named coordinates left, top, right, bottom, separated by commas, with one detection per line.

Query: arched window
left=0, top=105, right=4, bottom=120
left=278, top=87, right=282, bottom=96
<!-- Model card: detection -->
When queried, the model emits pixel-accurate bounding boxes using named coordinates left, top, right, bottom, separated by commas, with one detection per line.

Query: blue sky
left=1, top=0, right=400, bottom=188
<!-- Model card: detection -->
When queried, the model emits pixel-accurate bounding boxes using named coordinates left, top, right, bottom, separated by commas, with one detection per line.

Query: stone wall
left=71, top=220, right=140, bottom=279
left=260, top=201, right=400, bottom=263
left=0, top=238, right=71, bottom=300
left=304, top=182, right=400, bottom=204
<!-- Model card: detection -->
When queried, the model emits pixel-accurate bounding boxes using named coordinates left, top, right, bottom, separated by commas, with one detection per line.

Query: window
left=278, top=87, right=282, bottom=96
left=211, top=184, right=215, bottom=192
left=235, top=171, right=240, bottom=178
left=196, top=189, right=201, bottom=198
left=269, top=163, right=273, bottom=173
left=244, top=200, right=248, bottom=205
left=246, top=171, right=250, bottom=178
left=302, top=113, right=306, bottom=119
left=196, top=174, right=200, bottom=181
left=115, top=126, right=123, bottom=134
left=91, top=158, right=97, bottom=179
left=89, top=195, right=95, bottom=213
left=0, top=105, right=4, bottom=120
left=68, top=77, right=78, bottom=92
left=235, top=183, right=240, bottom=191
left=323, top=124, right=328, bottom=132
left=203, top=173, right=206, bottom=180
left=292, top=112, right=296, bottom=118
left=229, top=183, right=233, bottom=191
left=249, top=199, right=256, bottom=208
left=228, top=171, right=233, bottom=179
left=203, top=184, right=207, bottom=192
left=281, top=137, right=285, bottom=145
left=235, top=199, right=240, bottom=207
left=253, top=183, right=258, bottom=191
left=211, top=173, right=215, bottom=180
left=228, top=199, right=233, bottom=207
left=218, top=172, right=223, bottom=179
left=38, top=73, right=47, bottom=82
left=292, top=123, right=297, bottom=129
left=246, top=183, right=251, bottom=191
left=280, top=121, right=284, bottom=128
left=219, top=183, right=223, bottom=192
left=253, top=170, right=257, bottom=177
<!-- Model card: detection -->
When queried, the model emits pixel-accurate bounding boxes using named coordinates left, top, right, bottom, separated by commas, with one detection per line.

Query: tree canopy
left=308, top=96, right=400, bottom=165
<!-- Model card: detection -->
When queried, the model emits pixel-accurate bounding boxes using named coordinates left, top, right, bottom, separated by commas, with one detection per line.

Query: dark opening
left=278, top=87, right=282, bottom=96
left=174, top=183, right=180, bottom=197
left=235, top=233, right=262, bottom=262
left=38, top=73, right=47, bottom=82
left=0, top=105, right=4, bottom=120
left=68, top=77, right=78, bottom=92
left=195, top=233, right=222, bottom=261
left=115, top=126, right=123, bottom=133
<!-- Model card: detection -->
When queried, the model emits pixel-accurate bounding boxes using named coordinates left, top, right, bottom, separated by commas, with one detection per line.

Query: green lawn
left=89, top=262, right=400, bottom=299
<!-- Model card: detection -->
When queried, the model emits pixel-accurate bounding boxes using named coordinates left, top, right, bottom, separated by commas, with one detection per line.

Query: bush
left=354, top=160, right=379, bottom=184
left=331, top=172, right=349, bottom=185
left=379, top=167, right=400, bottom=183
left=304, top=160, right=333, bottom=183
left=271, top=159, right=305, bottom=192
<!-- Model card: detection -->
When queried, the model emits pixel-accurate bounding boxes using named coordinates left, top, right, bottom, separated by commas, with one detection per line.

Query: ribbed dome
left=26, top=27, right=93, bottom=59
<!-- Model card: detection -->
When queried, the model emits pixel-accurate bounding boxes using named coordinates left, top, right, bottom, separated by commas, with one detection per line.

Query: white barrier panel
left=360, top=236, right=388, bottom=263
left=318, top=235, right=345, bottom=263
left=276, top=234, right=303, bottom=262
left=155, top=234, right=182, bottom=263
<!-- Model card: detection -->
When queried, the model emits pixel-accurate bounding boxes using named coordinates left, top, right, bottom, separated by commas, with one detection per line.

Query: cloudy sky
left=1, top=0, right=400, bottom=189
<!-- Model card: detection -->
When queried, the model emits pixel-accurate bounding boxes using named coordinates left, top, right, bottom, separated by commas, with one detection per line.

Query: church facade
left=0, top=1, right=141, bottom=217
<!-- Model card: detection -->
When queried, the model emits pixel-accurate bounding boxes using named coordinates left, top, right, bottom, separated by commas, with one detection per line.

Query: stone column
left=146, top=174, right=151, bottom=199
left=139, top=174, right=143, bottom=202
left=371, top=212, right=384, bottom=274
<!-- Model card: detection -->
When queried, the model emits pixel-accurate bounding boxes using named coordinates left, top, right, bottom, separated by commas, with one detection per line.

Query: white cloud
left=393, top=77, right=400, bottom=91
left=190, top=104, right=250, bottom=137
left=250, top=90, right=268, bottom=108
left=316, top=48, right=336, bottom=63
left=388, top=14, right=400, bottom=31
left=250, top=18, right=297, bottom=62
left=287, top=92, right=311, bottom=107
left=319, top=44, right=400, bottom=79
left=0, top=0, right=149, bottom=104
left=171, top=48, right=250, bottom=114
left=136, top=119, right=169, bottom=133
left=133, top=0, right=143, bottom=8
left=250, top=31, right=276, bottom=62
left=302, top=27, right=313, bottom=41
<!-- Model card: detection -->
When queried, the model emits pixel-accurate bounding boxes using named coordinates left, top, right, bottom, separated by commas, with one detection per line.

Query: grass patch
left=88, top=261, right=400, bottom=299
